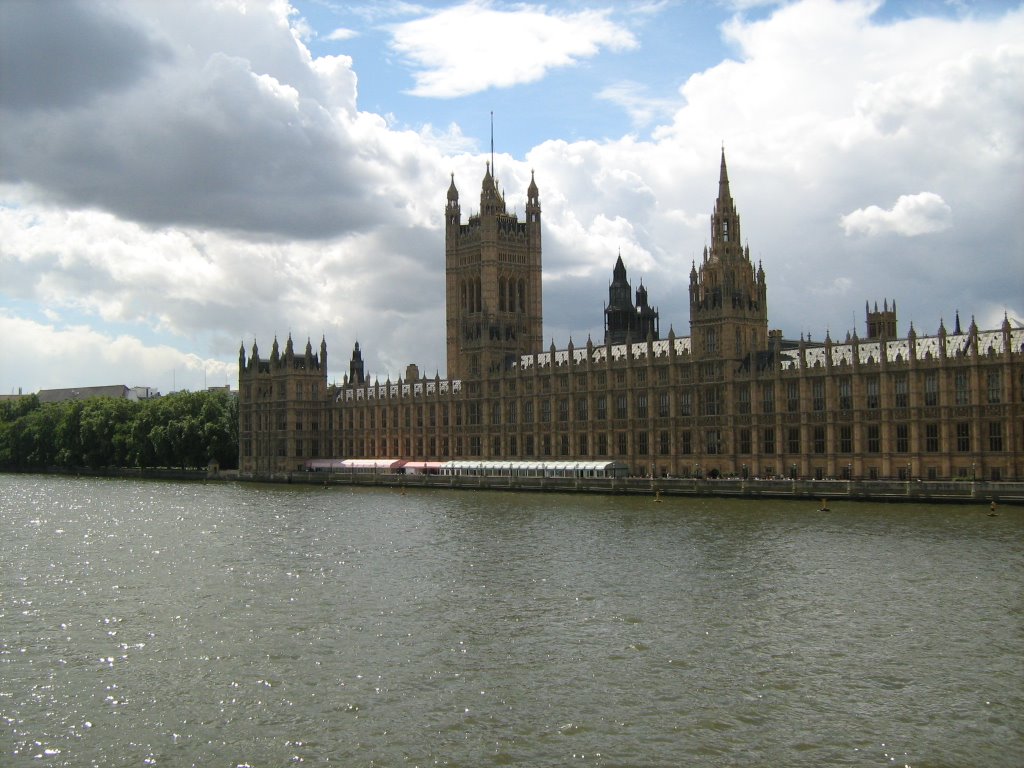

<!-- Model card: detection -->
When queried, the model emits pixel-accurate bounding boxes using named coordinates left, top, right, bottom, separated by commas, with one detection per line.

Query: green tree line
left=0, top=390, right=238, bottom=471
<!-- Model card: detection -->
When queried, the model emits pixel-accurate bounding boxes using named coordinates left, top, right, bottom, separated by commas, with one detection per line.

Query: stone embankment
left=236, top=471, right=1024, bottom=505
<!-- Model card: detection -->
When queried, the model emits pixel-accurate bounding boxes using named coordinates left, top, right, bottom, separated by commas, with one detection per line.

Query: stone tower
left=604, top=253, right=659, bottom=344
left=445, top=165, right=543, bottom=379
left=865, top=299, right=897, bottom=340
left=689, top=150, right=768, bottom=359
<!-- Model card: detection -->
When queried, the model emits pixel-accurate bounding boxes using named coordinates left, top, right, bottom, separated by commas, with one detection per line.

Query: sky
left=1, top=0, right=1021, bottom=395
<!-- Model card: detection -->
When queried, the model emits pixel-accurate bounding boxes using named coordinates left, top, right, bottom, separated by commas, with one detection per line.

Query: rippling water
left=1, top=474, right=1021, bottom=766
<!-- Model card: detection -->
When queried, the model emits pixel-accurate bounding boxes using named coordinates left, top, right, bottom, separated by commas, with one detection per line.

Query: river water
left=1, top=474, right=1021, bottom=767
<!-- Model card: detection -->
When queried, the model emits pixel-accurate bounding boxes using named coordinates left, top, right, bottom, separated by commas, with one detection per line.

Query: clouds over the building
left=388, top=1, right=637, bottom=98
left=840, top=192, right=953, bottom=237
left=0, top=0, right=1021, bottom=394
left=0, top=0, right=439, bottom=240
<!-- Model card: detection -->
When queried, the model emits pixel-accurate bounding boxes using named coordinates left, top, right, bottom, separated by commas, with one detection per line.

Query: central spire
left=717, top=146, right=732, bottom=211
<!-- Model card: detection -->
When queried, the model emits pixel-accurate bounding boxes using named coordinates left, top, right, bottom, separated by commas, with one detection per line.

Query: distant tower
left=689, top=149, right=768, bottom=359
left=604, top=254, right=659, bottom=344
left=445, top=165, right=543, bottom=379
left=865, top=299, right=897, bottom=340
left=349, top=341, right=365, bottom=384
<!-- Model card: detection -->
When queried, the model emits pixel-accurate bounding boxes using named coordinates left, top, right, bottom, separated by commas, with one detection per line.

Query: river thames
left=2, top=474, right=1021, bottom=766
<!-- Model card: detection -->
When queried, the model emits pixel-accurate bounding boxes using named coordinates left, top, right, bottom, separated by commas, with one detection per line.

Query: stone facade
left=239, top=153, right=1024, bottom=481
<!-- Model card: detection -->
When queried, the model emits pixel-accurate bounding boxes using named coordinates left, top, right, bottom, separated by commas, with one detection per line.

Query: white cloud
left=597, top=80, right=680, bottom=128
left=325, top=27, right=358, bottom=41
left=0, top=313, right=235, bottom=394
left=389, top=1, right=637, bottom=98
left=840, top=192, right=953, bottom=237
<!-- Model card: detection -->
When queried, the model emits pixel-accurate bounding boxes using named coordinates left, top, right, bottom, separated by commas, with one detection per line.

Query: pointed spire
left=718, top=145, right=731, bottom=202
left=613, top=251, right=627, bottom=280
left=447, top=172, right=459, bottom=202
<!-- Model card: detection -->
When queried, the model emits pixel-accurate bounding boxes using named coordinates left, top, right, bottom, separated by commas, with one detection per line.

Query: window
left=616, top=394, right=628, bottom=419
left=866, top=376, right=880, bottom=410
left=703, top=387, right=720, bottom=416
left=896, top=424, right=909, bottom=453
left=558, top=398, right=568, bottom=422
left=787, top=382, right=799, bottom=413
left=956, top=422, right=970, bottom=452
left=507, top=402, right=517, bottom=424
left=659, top=430, right=670, bottom=455
left=812, top=380, right=825, bottom=412
left=578, top=434, right=588, bottom=455
left=637, top=394, right=648, bottom=419
left=636, top=369, right=646, bottom=385
left=762, top=427, right=775, bottom=455
left=706, top=430, right=721, bottom=455
left=955, top=371, right=970, bottom=405
left=638, top=432, right=649, bottom=455
left=813, top=426, right=825, bottom=454
left=617, top=433, right=628, bottom=455
left=560, top=435, right=569, bottom=456
left=839, top=425, right=852, bottom=454
left=681, top=431, right=692, bottom=455
left=492, top=436, right=501, bottom=456
left=987, top=372, right=1002, bottom=404
left=596, top=396, right=607, bottom=420
left=508, top=436, right=517, bottom=457
left=988, top=422, right=1003, bottom=452
left=598, top=433, right=608, bottom=456
left=924, top=372, right=938, bottom=407
left=491, top=402, right=501, bottom=425
left=926, top=423, right=939, bottom=453
left=680, top=391, right=692, bottom=416
left=895, top=375, right=908, bottom=409
left=762, top=383, right=775, bottom=414
left=658, top=392, right=670, bottom=418
left=576, top=398, right=588, bottom=421
left=737, top=386, right=751, bottom=415
left=541, top=400, right=551, bottom=423
left=787, top=428, right=800, bottom=454
left=524, top=401, right=534, bottom=423
left=867, top=424, right=880, bottom=453
left=705, top=328, right=718, bottom=354
left=839, top=377, right=852, bottom=410
left=739, top=428, right=752, bottom=455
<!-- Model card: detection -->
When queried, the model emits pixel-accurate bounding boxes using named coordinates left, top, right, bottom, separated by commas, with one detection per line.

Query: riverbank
left=1, top=466, right=214, bottom=482
left=5, top=466, right=1020, bottom=504
left=236, top=469, right=1024, bottom=505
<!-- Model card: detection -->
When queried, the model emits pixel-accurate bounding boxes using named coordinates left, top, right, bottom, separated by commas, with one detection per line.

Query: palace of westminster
left=238, top=152, right=1024, bottom=481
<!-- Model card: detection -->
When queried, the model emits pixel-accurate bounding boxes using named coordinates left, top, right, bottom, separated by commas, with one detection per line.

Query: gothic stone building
left=239, top=152, right=1024, bottom=481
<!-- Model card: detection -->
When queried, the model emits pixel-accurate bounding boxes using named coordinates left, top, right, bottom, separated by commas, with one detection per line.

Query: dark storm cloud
left=0, top=0, right=169, bottom=111
left=0, top=1, right=414, bottom=240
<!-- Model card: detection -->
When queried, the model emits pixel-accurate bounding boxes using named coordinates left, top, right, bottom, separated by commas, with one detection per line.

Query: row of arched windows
left=460, top=275, right=527, bottom=314
left=499, top=276, right=527, bottom=313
